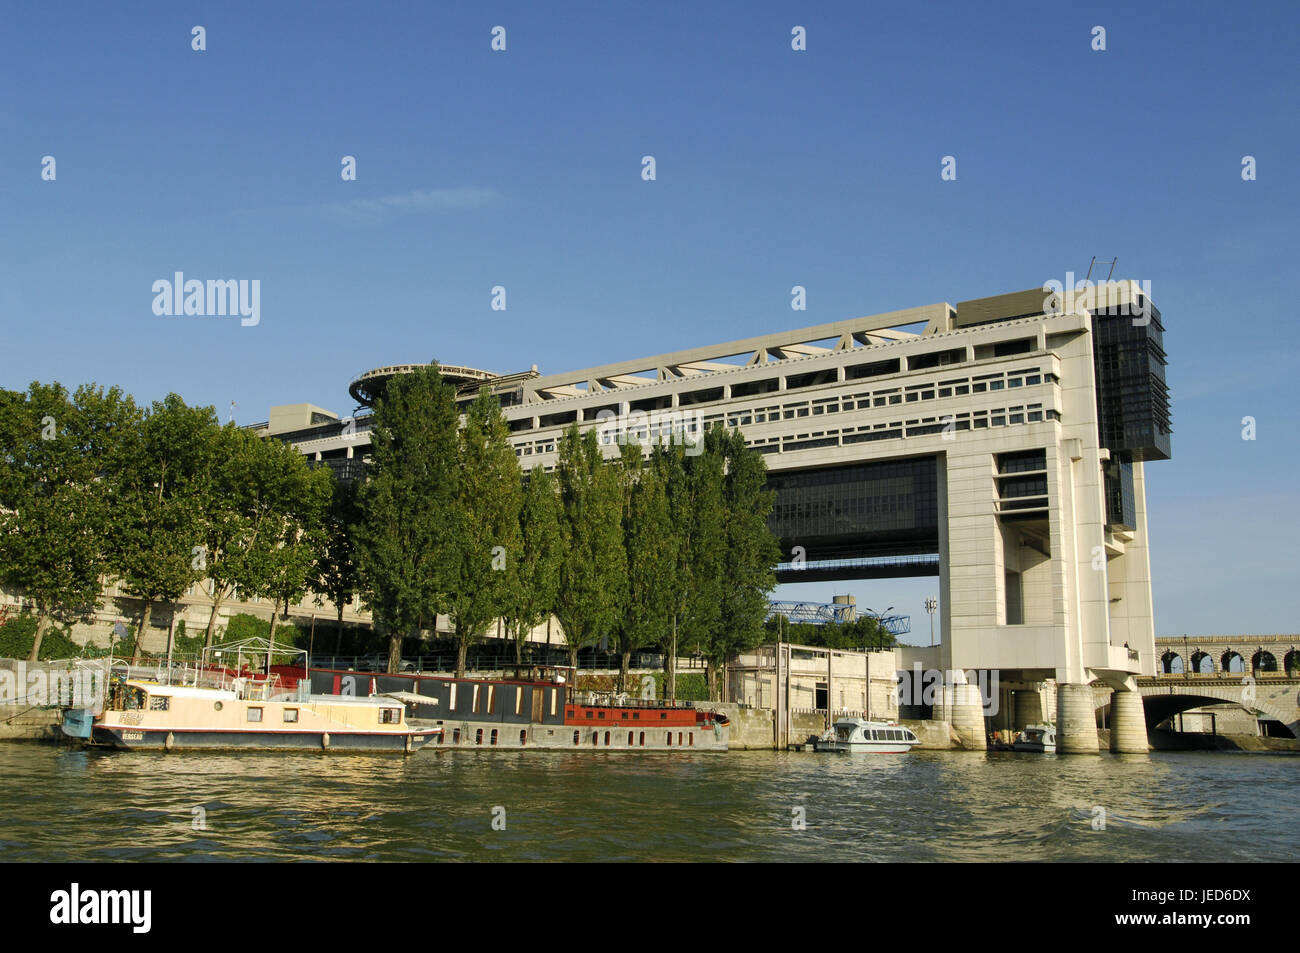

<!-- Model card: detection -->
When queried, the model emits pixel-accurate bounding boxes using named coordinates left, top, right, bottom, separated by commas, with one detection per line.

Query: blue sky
left=2, top=1, right=1297, bottom=637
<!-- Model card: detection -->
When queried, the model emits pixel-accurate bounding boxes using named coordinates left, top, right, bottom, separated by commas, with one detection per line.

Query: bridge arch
left=1252, top=651, right=1278, bottom=673
left=1286, top=651, right=1300, bottom=677
left=1160, top=651, right=1184, bottom=674
left=1189, top=651, right=1213, bottom=674
left=1137, top=685, right=1298, bottom=740
left=1220, top=651, right=1245, bottom=674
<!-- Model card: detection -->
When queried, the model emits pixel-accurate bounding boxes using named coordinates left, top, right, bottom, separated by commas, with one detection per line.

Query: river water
left=1, top=744, right=1294, bottom=862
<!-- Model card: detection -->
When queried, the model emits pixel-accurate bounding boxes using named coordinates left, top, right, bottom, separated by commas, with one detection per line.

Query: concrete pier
left=1109, top=689, right=1149, bottom=753
left=1056, top=683, right=1099, bottom=754
left=947, top=673, right=987, bottom=750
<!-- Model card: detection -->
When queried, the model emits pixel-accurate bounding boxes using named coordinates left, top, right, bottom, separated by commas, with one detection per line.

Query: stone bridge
left=1116, top=674, right=1300, bottom=740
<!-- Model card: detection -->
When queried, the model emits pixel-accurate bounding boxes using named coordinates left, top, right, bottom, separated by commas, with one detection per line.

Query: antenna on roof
left=1085, top=256, right=1117, bottom=282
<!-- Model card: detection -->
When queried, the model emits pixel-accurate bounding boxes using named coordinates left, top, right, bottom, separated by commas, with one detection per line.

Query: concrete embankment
left=699, top=703, right=966, bottom=750
left=0, top=706, right=61, bottom=742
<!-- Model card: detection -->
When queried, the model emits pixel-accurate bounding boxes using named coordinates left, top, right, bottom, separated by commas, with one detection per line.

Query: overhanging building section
left=269, top=281, right=1171, bottom=691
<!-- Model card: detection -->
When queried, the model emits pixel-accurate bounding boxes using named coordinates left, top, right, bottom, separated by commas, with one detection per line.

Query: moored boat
left=1011, top=723, right=1057, bottom=753
left=61, top=639, right=437, bottom=754
left=813, top=718, right=920, bottom=754
left=309, top=664, right=729, bottom=751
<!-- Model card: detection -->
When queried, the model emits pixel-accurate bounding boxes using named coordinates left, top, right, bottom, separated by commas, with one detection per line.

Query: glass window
left=247, top=707, right=263, bottom=723
left=148, top=695, right=170, bottom=711
left=283, top=708, right=299, bottom=723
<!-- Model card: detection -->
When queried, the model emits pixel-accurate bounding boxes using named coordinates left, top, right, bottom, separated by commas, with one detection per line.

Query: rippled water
left=1, top=744, right=1294, bottom=862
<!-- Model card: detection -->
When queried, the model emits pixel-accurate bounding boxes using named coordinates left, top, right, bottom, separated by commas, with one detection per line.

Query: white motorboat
left=813, top=718, right=920, bottom=754
left=1012, top=723, right=1057, bottom=753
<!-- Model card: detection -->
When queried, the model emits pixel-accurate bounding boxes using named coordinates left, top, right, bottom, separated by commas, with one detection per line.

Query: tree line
left=0, top=369, right=782, bottom=699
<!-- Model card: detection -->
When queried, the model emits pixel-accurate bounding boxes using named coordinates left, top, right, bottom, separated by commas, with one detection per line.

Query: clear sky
left=2, top=1, right=1297, bottom=638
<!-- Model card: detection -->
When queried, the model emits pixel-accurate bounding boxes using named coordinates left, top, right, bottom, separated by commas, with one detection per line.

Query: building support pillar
left=1109, top=685, right=1149, bottom=754
left=1056, top=683, right=1100, bottom=754
left=947, top=671, right=986, bottom=750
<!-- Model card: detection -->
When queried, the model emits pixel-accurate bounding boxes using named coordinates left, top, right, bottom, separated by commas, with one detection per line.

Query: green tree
left=444, top=392, right=522, bottom=677
left=314, top=474, right=364, bottom=654
left=553, top=425, right=626, bottom=672
left=706, top=426, right=781, bottom=698
left=198, top=425, right=328, bottom=649
left=110, top=394, right=217, bottom=661
left=355, top=366, right=461, bottom=673
left=0, top=382, right=136, bottom=660
left=654, top=434, right=725, bottom=701
left=254, top=459, right=331, bottom=650
left=615, top=442, right=678, bottom=692
left=503, top=465, right=562, bottom=665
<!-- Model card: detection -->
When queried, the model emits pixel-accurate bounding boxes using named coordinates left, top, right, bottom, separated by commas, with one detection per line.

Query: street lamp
left=924, top=597, right=938, bottom=646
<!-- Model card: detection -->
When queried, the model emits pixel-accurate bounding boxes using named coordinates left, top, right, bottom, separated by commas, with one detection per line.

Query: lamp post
left=924, top=597, right=938, bottom=647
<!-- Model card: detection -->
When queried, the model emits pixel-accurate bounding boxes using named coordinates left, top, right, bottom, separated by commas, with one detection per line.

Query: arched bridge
left=1128, top=674, right=1300, bottom=740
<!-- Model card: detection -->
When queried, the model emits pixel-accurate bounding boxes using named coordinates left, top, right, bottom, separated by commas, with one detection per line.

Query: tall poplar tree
left=707, top=426, right=781, bottom=698
left=355, top=367, right=461, bottom=673
left=503, top=465, right=562, bottom=665
left=615, top=443, right=678, bottom=693
left=553, top=425, right=626, bottom=672
left=314, top=474, right=363, bottom=653
left=444, top=392, right=522, bottom=677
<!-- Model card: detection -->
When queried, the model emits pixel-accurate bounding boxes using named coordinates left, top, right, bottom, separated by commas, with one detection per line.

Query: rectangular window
left=283, top=708, right=299, bottom=723
left=487, top=685, right=496, bottom=713
left=549, top=689, right=557, bottom=717
left=148, top=696, right=170, bottom=711
left=381, top=708, right=400, bottom=724
left=247, top=707, right=263, bottom=723
left=472, top=684, right=480, bottom=713
left=1005, top=571, right=1024, bottom=625
left=449, top=683, right=458, bottom=710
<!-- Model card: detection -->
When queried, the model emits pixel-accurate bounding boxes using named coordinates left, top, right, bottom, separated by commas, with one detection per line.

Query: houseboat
left=309, top=664, right=730, bottom=752
left=1011, top=723, right=1057, bottom=753
left=813, top=718, right=920, bottom=754
left=61, top=639, right=437, bottom=754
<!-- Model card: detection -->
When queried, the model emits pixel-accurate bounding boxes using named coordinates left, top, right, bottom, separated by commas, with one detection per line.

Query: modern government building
left=255, top=280, right=1172, bottom=754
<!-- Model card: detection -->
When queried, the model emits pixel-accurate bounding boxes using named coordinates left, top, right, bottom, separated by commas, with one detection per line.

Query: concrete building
left=256, top=280, right=1171, bottom=752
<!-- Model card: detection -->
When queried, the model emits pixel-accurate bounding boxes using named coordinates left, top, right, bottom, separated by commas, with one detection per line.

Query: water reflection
left=0, top=745, right=1293, bottom=862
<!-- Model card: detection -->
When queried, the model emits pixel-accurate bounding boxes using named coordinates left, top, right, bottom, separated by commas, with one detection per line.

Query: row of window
left=510, top=367, right=1059, bottom=458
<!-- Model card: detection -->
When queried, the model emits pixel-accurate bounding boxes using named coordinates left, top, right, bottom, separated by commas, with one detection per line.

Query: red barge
left=308, top=665, right=729, bottom=751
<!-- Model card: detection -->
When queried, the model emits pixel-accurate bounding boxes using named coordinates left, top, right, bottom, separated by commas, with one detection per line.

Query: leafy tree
left=0, top=382, right=136, bottom=660
left=110, top=394, right=216, bottom=660
left=653, top=435, right=725, bottom=701
left=553, top=425, right=626, bottom=671
left=244, top=448, right=330, bottom=651
left=444, top=392, right=522, bottom=677
left=706, top=426, right=781, bottom=698
left=614, top=442, right=678, bottom=692
left=198, top=424, right=330, bottom=649
left=314, top=474, right=364, bottom=654
left=503, top=465, right=562, bottom=665
left=355, top=366, right=461, bottom=673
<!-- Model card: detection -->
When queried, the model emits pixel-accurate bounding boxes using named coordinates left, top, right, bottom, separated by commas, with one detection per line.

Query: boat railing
left=571, top=692, right=696, bottom=710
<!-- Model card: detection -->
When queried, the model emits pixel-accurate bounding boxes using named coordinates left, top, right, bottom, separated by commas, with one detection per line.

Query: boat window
left=638, top=732, right=645, bottom=746
left=628, top=732, right=634, bottom=745
left=380, top=708, right=400, bottom=724
left=573, top=730, right=580, bottom=745
left=689, top=734, right=694, bottom=747
left=148, top=695, right=170, bottom=711
left=515, top=689, right=523, bottom=715
left=604, top=731, right=611, bottom=746
left=667, top=732, right=673, bottom=746
left=449, top=683, right=458, bottom=709
left=475, top=728, right=483, bottom=745
left=520, top=730, right=527, bottom=746
left=660, top=712, right=668, bottom=720
left=490, top=729, right=498, bottom=745
left=283, top=708, right=299, bottom=723
left=550, top=689, right=557, bottom=717
left=487, top=685, right=496, bottom=713
left=472, top=685, right=480, bottom=713
left=247, top=707, right=263, bottom=723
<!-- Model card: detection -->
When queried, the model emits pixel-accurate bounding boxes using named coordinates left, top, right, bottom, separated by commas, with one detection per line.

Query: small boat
left=60, top=638, right=437, bottom=754
left=1011, top=723, right=1057, bottom=753
left=813, top=718, right=920, bottom=754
